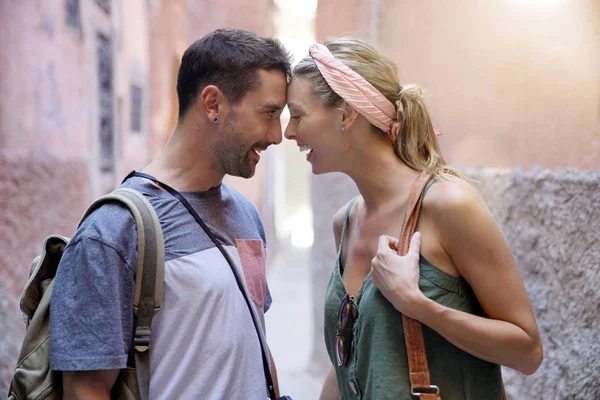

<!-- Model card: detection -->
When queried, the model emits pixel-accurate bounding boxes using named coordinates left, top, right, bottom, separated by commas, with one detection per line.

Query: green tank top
left=323, top=184, right=504, bottom=399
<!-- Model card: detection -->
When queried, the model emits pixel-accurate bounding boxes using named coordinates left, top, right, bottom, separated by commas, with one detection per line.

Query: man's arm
left=50, top=205, right=138, bottom=396
left=63, top=370, right=120, bottom=400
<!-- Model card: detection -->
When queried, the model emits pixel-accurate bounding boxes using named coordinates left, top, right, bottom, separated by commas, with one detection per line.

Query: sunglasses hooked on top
left=335, top=293, right=359, bottom=367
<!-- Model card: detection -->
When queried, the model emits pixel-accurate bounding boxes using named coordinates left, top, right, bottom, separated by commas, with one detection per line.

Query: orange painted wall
left=316, top=0, right=600, bottom=170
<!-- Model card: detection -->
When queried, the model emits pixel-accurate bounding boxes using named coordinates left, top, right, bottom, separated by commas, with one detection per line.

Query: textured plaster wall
left=0, top=152, right=89, bottom=393
left=469, top=168, right=600, bottom=399
left=117, top=0, right=153, bottom=178
left=315, top=0, right=600, bottom=170
left=309, top=168, right=600, bottom=399
left=0, top=1, right=92, bottom=155
left=0, top=3, right=96, bottom=392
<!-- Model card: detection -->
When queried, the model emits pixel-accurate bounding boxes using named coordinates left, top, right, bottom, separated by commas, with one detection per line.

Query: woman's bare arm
left=371, top=180, right=543, bottom=375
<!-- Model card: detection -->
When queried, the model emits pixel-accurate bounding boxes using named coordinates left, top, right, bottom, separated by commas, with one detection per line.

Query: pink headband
left=309, top=43, right=443, bottom=142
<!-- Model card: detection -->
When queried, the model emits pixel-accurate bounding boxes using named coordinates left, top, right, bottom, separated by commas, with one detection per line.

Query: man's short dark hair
left=176, top=28, right=292, bottom=119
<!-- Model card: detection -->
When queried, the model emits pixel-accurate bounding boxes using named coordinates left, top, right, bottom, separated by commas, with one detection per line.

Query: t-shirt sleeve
left=50, top=204, right=137, bottom=371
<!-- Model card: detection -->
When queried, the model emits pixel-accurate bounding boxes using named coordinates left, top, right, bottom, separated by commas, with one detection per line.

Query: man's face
left=214, top=69, right=287, bottom=178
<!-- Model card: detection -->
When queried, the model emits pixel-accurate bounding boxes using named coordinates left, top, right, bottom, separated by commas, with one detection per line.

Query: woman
left=284, top=39, right=543, bottom=399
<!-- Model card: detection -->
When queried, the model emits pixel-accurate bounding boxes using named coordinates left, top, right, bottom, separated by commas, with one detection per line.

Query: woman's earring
left=341, top=126, right=345, bottom=132
left=212, top=116, right=219, bottom=124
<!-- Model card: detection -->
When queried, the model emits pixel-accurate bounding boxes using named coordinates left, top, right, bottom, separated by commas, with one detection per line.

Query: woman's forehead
left=287, top=77, right=317, bottom=107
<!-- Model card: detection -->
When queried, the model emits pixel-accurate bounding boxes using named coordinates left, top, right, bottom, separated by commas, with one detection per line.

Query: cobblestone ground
left=266, top=245, right=323, bottom=400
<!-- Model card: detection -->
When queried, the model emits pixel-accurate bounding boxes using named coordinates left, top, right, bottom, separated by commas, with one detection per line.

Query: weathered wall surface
left=0, top=152, right=89, bottom=391
left=0, top=1, right=146, bottom=392
left=469, top=168, right=600, bottom=399
left=117, top=0, right=153, bottom=178
left=315, top=0, right=600, bottom=170
left=0, top=1, right=96, bottom=390
left=0, top=1, right=92, bottom=155
left=310, top=168, right=600, bottom=399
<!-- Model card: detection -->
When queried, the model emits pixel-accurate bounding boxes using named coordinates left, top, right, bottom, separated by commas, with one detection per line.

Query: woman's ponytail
left=395, top=84, right=463, bottom=178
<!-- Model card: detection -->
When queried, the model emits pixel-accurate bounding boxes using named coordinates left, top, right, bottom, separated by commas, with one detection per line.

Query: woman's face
left=285, top=76, right=348, bottom=175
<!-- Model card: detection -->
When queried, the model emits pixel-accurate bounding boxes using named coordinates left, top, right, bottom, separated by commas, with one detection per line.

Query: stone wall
left=309, top=168, right=600, bottom=399
left=470, top=168, right=600, bottom=399
left=0, top=151, right=89, bottom=392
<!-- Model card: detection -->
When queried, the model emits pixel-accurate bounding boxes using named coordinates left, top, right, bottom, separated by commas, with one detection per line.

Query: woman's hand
left=370, top=232, right=427, bottom=318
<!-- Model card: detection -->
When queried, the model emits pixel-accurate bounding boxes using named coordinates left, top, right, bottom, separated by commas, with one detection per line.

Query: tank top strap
left=338, top=196, right=359, bottom=257
left=422, top=176, right=441, bottom=196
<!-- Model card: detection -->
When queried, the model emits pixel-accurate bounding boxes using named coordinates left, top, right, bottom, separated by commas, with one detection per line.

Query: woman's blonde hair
left=293, top=37, right=464, bottom=179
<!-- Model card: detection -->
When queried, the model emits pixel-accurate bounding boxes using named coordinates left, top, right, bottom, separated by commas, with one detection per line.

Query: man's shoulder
left=77, top=201, right=136, bottom=236
left=222, top=184, right=261, bottom=215
left=70, top=200, right=138, bottom=260
left=221, top=184, right=265, bottom=243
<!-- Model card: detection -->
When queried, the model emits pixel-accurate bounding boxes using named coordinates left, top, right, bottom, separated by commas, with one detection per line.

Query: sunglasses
left=335, top=293, right=359, bottom=367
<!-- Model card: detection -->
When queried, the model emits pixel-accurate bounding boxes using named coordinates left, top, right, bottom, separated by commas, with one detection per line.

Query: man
left=50, top=28, right=292, bottom=399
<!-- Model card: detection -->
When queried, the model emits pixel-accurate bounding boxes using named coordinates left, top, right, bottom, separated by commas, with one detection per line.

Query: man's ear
left=340, top=102, right=359, bottom=131
left=199, top=85, right=225, bottom=123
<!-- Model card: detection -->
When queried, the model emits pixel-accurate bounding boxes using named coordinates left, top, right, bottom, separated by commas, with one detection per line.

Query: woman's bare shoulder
left=422, top=175, right=484, bottom=216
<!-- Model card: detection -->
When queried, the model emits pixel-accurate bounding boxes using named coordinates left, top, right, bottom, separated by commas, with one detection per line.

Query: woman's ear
left=340, top=102, right=359, bottom=131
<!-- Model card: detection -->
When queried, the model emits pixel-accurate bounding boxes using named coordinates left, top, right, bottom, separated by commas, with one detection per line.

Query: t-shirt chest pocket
left=235, top=239, right=266, bottom=308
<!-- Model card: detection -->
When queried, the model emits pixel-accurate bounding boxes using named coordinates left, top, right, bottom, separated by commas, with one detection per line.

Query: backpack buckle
left=134, top=327, right=151, bottom=352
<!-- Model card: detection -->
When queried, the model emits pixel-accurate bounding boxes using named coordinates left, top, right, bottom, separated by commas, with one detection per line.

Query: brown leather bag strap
left=398, top=173, right=431, bottom=248
left=397, top=173, right=441, bottom=399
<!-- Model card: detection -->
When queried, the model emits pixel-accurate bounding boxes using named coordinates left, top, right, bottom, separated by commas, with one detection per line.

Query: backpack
left=8, top=188, right=164, bottom=400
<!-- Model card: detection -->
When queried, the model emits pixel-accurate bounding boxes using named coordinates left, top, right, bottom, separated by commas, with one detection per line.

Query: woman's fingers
left=378, top=234, right=399, bottom=253
left=377, top=232, right=420, bottom=256
left=407, top=232, right=421, bottom=259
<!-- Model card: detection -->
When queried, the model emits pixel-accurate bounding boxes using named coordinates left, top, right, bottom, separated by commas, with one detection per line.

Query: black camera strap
left=124, top=171, right=277, bottom=400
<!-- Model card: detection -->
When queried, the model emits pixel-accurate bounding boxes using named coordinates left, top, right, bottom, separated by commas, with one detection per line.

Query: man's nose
left=269, top=120, right=283, bottom=145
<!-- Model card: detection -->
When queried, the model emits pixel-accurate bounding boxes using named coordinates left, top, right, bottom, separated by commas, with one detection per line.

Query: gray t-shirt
left=50, top=177, right=272, bottom=399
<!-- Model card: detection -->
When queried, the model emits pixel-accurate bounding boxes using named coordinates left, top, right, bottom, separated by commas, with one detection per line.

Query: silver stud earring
left=212, top=116, right=219, bottom=124
left=341, top=126, right=345, bottom=132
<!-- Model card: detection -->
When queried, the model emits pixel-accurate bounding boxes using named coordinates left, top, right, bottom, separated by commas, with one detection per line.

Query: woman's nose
left=284, top=122, right=295, bottom=141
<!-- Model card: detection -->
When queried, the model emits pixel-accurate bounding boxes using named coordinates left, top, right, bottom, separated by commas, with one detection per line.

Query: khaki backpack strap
left=397, top=173, right=441, bottom=399
left=79, top=188, right=164, bottom=400
left=111, top=188, right=164, bottom=400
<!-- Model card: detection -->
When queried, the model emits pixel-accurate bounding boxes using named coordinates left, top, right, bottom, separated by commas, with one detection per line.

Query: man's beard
left=214, top=112, right=256, bottom=178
